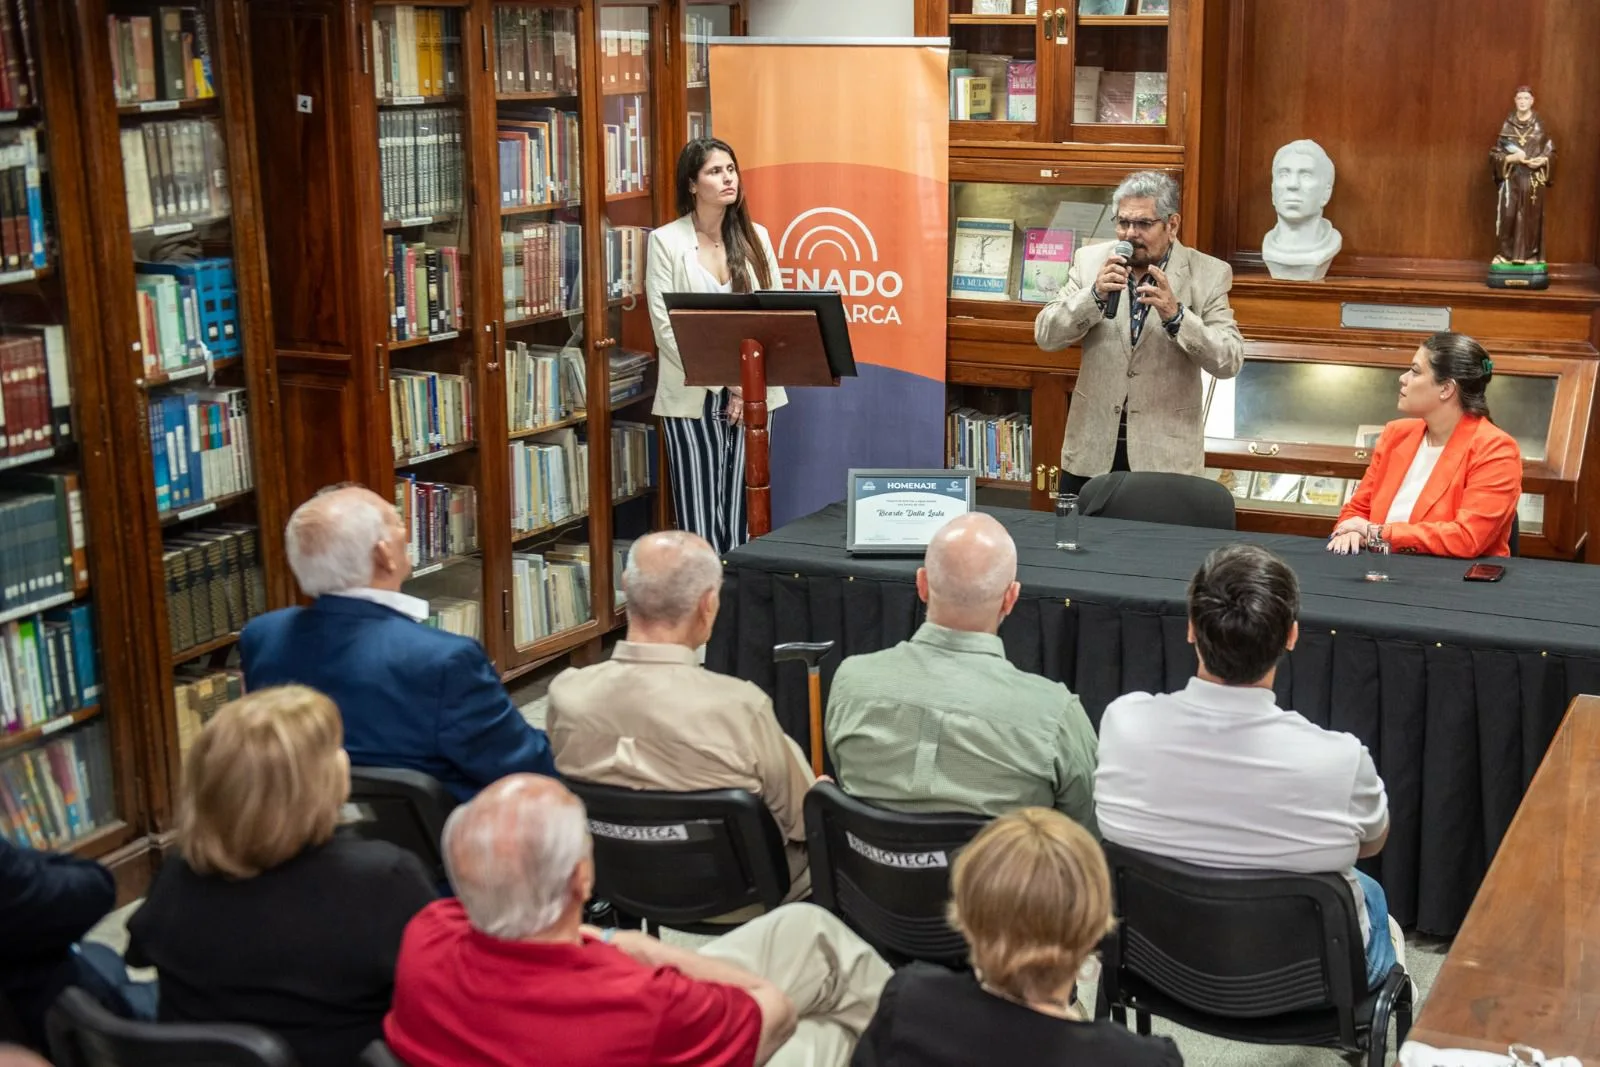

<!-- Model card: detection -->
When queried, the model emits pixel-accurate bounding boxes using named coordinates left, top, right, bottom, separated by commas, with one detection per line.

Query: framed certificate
left=847, top=469, right=976, bottom=555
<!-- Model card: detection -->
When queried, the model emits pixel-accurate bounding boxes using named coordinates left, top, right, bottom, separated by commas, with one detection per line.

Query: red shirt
left=384, top=901, right=761, bottom=1067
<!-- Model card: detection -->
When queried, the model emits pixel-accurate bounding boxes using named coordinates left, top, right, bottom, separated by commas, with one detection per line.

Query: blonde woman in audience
left=127, top=686, right=435, bottom=1067
left=850, top=809, right=1182, bottom=1067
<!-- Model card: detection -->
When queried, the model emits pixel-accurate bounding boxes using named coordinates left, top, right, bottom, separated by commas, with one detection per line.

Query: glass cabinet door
left=684, top=3, right=736, bottom=139
left=946, top=1, right=1054, bottom=142
left=1069, top=0, right=1176, bottom=143
left=950, top=179, right=1118, bottom=308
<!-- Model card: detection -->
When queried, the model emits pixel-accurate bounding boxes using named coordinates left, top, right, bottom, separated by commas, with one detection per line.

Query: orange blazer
left=1337, top=415, right=1522, bottom=558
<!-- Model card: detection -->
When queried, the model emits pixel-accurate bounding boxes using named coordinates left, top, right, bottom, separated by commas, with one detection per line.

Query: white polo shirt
left=1096, top=676, right=1389, bottom=940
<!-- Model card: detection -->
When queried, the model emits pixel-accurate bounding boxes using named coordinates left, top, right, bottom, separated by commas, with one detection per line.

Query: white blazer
left=645, top=213, right=790, bottom=419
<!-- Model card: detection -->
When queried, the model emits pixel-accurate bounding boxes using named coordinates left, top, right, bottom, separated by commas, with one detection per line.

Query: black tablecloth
left=706, top=502, right=1600, bottom=936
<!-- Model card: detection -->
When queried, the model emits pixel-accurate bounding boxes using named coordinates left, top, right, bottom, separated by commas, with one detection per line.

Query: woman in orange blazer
left=1329, top=332, right=1522, bottom=558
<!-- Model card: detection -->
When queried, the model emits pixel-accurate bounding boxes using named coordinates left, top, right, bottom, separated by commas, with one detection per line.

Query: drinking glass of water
left=1055, top=492, right=1081, bottom=551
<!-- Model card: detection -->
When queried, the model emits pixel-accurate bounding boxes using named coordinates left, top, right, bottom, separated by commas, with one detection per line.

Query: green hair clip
left=1482, top=357, right=1494, bottom=374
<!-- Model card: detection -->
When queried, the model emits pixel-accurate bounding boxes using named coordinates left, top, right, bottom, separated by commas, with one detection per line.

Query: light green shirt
left=825, top=622, right=1099, bottom=835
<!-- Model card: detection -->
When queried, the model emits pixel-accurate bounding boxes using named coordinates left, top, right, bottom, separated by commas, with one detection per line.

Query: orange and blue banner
left=711, top=38, right=949, bottom=527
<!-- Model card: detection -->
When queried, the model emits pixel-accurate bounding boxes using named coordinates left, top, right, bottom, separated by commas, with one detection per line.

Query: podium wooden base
left=740, top=337, right=772, bottom=538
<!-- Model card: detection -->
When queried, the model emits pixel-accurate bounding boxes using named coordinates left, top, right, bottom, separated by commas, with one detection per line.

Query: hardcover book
left=1006, top=60, right=1037, bottom=122
left=950, top=217, right=1014, bottom=301
left=1019, top=227, right=1074, bottom=304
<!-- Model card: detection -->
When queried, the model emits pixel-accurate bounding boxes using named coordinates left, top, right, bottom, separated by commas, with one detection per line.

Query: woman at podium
left=646, top=138, right=788, bottom=555
left=1328, top=332, right=1522, bottom=558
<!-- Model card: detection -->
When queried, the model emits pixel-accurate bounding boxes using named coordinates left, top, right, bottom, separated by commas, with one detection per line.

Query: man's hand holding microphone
left=1098, top=239, right=1180, bottom=323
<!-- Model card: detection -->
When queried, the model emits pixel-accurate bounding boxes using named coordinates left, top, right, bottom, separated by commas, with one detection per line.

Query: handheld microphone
left=1102, top=240, right=1135, bottom=319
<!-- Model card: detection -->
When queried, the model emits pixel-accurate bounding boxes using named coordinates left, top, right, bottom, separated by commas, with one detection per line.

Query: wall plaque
left=1339, top=303, right=1452, bottom=332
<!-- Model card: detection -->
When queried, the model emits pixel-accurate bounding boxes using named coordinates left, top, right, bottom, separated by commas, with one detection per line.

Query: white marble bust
left=1262, top=139, right=1342, bottom=281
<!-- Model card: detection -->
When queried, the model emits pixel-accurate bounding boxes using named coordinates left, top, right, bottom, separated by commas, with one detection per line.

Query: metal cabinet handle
left=1247, top=442, right=1281, bottom=457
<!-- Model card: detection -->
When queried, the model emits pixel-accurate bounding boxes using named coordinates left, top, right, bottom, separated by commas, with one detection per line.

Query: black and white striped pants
left=661, top=391, right=773, bottom=557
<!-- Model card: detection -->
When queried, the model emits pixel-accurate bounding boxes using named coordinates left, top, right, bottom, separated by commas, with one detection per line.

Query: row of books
left=372, top=6, right=461, bottom=102
left=0, top=724, right=112, bottom=849
left=512, top=543, right=592, bottom=646
left=426, top=597, right=480, bottom=640
left=609, top=350, right=651, bottom=407
left=1075, top=68, right=1167, bottom=125
left=149, top=387, right=254, bottom=514
left=498, top=108, right=580, bottom=207
left=507, top=341, right=585, bottom=433
left=385, top=237, right=464, bottom=343
left=0, top=604, right=99, bottom=733
left=951, top=217, right=1102, bottom=303
left=0, top=0, right=36, bottom=111
left=391, top=368, right=473, bottom=462
left=1218, top=469, right=1354, bottom=509
left=511, top=427, right=586, bottom=533
left=501, top=221, right=582, bottom=321
left=135, top=257, right=242, bottom=372
left=379, top=108, right=463, bottom=223
left=162, top=523, right=267, bottom=655
left=948, top=54, right=1036, bottom=122
left=612, top=421, right=657, bottom=498
left=947, top=408, right=1032, bottom=482
left=685, top=12, right=716, bottom=86
left=0, top=128, right=46, bottom=272
left=395, top=476, right=477, bottom=567
left=604, top=224, right=648, bottom=302
left=173, top=666, right=240, bottom=764
left=119, top=117, right=231, bottom=231
left=107, top=7, right=215, bottom=106
left=492, top=8, right=579, bottom=97
left=0, top=471, right=84, bottom=613
left=602, top=95, right=649, bottom=195
left=0, top=326, right=71, bottom=456
left=598, top=8, right=651, bottom=94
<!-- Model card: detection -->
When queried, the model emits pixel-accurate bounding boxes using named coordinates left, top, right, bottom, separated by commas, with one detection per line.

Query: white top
left=1096, top=677, right=1389, bottom=940
left=690, top=255, right=733, bottom=293
left=1386, top=441, right=1445, bottom=524
left=329, top=587, right=429, bottom=623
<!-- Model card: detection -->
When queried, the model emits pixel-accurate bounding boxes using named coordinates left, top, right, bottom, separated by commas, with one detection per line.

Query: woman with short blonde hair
left=851, top=809, right=1182, bottom=1067
left=129, top=686, right=435, bottom=1067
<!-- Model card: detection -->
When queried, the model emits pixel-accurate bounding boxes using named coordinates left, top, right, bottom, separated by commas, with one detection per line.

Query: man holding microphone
left=1035, top=171, right=1245, bottom=495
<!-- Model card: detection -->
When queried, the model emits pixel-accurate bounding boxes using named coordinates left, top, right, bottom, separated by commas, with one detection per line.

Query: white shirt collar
left=1181, top=675, right=1281, bottom=712
left=328, top=587, right=430, bottom=623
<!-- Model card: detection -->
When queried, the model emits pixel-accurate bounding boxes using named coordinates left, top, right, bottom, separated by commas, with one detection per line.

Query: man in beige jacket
left=547, top=530, right=815, bottom=907
left=1035, top=171, right=1244, bottom=494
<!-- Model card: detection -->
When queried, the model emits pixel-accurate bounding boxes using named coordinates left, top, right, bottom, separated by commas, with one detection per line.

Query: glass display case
left=684, top=3, right=737, bottom=139
left=1072, top=0, right=1170, bottom=138
left=950, top=179, right=1117, bottom=307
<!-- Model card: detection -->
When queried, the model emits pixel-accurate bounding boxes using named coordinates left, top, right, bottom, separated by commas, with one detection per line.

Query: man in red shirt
left=385, top=774, right=891, bottom=1067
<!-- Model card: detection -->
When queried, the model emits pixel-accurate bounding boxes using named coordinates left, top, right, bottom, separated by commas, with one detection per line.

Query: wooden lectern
left=665, top=291, right=855, bottom=537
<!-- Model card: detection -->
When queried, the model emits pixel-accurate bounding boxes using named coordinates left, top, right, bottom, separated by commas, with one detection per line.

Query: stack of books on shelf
left=604, top=224, right=648, bottom=300
left=602, top=96, right=648, bottom=195
left=611, top=421, right=656, bottom=499
left=385, top=237, right=463, bottom=342
left=492, top=7, right=579, bottom=95
left=511, top=540, right=592, bottom=645
left=501, top=222, right=582, bottom=320
left=1075, top=67, right=1167, bottom=125
left=135, top=258, right=242, bottom=372
left=507, top=341, right=585, bottom=432
left=426, top=598, right=480, bottom=640
left=1, top=604, right=100, bottom=731
left=598, top=8, right=650, bottom=94
left=148, top=387, right=253, bottom=514
left=499, top=109, right=581, bottom=206
left=0, top=129, right=47, bottom=274
left=608, top=350, right=651, bottom=406
left=946, top=52, right=1037, bottom=122
left=371, top=7, right=462, bottom=100
left=379, top=109, right=463, bottom=223
left=511, top=428, right=587, bottom=533
left=0, top=326, right=72, bottom=454
left=162, top=523, right=267, bottom=655
left=947, top=407, right=1032, bottom=482
left=0, top=474, right=84, bottom=612
left=389, top=368, right=473, bottom=462
left=119, top=118, right=232, bottom=230
left=686, top=11, right=714, bottom=85
left=395, top=476, right=477, bottom=568
left=173, top=665, right=241, bottom=763
left=107, top=8, right=216, bottom=105
left=1, top=724, right=112, bottom=849
left=0, top=2, right=35, bottom=110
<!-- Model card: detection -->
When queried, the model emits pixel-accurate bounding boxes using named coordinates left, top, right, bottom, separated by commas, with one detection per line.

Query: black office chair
left=1095, top=843, right=1413, bottom=1067
left=358, top=1039, right=407, bottom=1067
left=47, top=987, right=297, bottom=1067
left=803, top=782, right=989, bottom=968
left=1079, top=471, right=1237, bottom=530
left=566, top=778, right=791, bottom=936
left=345, top=767, right=457, bottom=887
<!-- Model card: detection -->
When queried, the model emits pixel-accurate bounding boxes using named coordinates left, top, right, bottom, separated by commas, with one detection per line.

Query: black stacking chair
left=1508, top=510, right=1520, bottom=557
left=1095, top=843, right=1413, bottom=1067
left=345, top=767, right=457, bottom=887
left=566, top=779, right=791, bottom=936
left=803, top=782, right=989, bottom=968
left=47, top=987, right=296, bottom=1067
left=1080, top=471, right=1237, bottom=530
left=358, top=1039, right=407, bottom=1067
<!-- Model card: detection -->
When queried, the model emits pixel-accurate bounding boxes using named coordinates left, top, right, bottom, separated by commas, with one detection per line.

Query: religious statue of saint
left=1490, top=85, right=1553, bottom=268
left=1262, top=139, right=1341, bottom=281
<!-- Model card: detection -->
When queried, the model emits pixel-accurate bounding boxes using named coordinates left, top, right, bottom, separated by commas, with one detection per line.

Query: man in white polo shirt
left=1096, top=543, right=1402, bottom=989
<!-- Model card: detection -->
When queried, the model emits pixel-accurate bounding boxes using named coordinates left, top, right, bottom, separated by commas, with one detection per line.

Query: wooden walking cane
left=773, top=641, right=836, bottom=776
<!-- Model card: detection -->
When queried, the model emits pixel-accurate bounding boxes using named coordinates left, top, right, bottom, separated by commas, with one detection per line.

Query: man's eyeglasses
left=1113, top=216, right=1166, bottom=233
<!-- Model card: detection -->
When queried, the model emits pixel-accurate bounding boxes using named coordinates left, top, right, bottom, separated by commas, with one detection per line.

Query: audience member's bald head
left=621, top=530, right=723, bottom=642
left=443, top=774, right=592, bottom=941
left=919, top=513, right=1020, bottom=633
left=0, top=1047, right=51, bottom=1067
left=285, top=483, right=407, bottom=596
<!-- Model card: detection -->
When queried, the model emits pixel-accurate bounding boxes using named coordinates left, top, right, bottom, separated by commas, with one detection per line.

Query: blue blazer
left=240, top=596, right=555, bottom=800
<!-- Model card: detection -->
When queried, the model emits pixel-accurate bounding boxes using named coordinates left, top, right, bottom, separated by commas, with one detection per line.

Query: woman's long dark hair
left=1422, top=331, right=1494, bottom=421
left=674, top=138, right=771, bottom=293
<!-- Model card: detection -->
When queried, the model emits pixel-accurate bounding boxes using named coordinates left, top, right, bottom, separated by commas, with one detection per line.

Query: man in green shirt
left=824, top=513, right=1099, bottom=835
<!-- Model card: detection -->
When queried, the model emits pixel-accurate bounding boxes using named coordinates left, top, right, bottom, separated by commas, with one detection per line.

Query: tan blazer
left=645, top=213, right=790, bottom=419
left=1034, top=239, right=1244, bottom=477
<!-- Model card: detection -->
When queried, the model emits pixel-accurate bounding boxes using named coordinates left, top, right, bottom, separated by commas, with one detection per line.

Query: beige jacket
left=1034, top=239, right=1244, bottom=477
left=645, top=213, right=790, bottom=419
